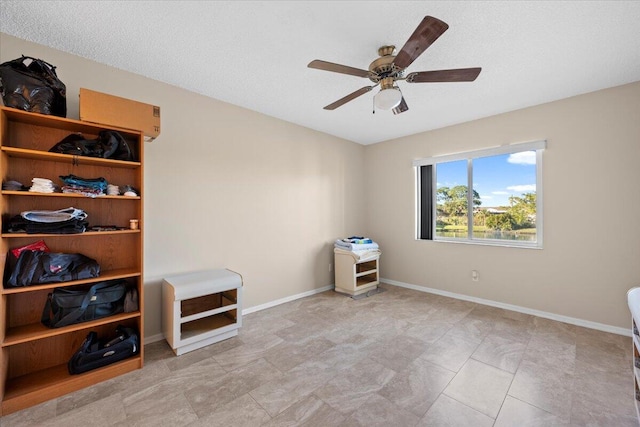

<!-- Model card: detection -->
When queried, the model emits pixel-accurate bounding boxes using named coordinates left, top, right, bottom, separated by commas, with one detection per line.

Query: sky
left=436, top=151, right=536, bottom=208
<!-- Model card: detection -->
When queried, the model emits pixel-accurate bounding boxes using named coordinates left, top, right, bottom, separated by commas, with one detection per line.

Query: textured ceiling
left=1, top=1, right=640, bottom=145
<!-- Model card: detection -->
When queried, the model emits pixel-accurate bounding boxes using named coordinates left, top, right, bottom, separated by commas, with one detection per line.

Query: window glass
left=435, top=160, right=469, bottom=239
left=415, top=141, right=544, bottom=248
left=472, top=151, right=537, bottom=243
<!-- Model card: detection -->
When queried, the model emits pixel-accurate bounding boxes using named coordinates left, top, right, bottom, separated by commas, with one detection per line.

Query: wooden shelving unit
left=0, top=106, right=145, bottom=415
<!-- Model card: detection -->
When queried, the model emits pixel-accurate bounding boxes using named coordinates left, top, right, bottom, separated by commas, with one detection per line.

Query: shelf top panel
left=163, top=269, right=243, bottom=301
left=2, top=268, right=141, bottom=294
left=0, top=106, right=143, bottom=139
left=2, top=311, right=141, bottom=347
left=1, top=146, right=141, bottom=168
left=1, top=190, right=141, bottom=200
left=2, top=355, right=142, bottom=406
left=2, top=229, right=141, bottom=238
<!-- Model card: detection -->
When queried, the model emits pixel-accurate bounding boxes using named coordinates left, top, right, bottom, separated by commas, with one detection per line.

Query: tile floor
left=1, top=284, right=636, bottom=426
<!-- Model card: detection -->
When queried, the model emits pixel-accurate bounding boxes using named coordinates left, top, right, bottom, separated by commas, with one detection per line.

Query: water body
left=437, top=230, right=537, bottom=242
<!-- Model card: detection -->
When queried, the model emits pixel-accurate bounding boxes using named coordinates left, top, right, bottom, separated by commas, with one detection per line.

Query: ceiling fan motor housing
left=368, top=45, right=404, bottom=83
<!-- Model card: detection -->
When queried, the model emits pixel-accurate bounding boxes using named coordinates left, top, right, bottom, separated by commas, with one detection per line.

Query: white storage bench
left=162, top=269, right=243, bottom=355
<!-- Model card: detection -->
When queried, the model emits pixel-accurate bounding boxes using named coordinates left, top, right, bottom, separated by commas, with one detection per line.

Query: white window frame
left=414, top=140, right=546, bottom=248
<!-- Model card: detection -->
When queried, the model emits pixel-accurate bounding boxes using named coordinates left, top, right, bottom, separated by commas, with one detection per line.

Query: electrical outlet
left=329, top=263, right=332, bottom=272
left=472, top=270, right=479, bottom=281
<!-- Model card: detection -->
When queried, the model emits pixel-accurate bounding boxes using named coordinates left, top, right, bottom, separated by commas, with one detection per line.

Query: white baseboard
left=381, top=278, right=630, bottom=337
left=242, top=284, right=335, bottom=315
left=144, top=285, right=335, bottom=345
left=144, top=333, right=165, bottom=344
left=143, top=285, right=335, bottom=345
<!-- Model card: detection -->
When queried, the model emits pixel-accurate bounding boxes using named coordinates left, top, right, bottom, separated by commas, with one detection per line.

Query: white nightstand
left=334, top=250, right=380, bottom=296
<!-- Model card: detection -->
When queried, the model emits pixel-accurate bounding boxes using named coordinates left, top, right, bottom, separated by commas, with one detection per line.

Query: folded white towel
left=334, top=247, right=381, bottom=261
left=29, top=177, right=56, bottom=193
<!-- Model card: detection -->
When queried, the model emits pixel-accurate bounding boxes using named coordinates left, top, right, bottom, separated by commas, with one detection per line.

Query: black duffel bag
left=0, top=55, right=66, bottom=117
left=49, top=130, right=135, bottom=161
left=41, top=280, right=126, bottom=328
left=6, top=251, right=100, bottom=288
left=68, top=325, right=139, bottom=374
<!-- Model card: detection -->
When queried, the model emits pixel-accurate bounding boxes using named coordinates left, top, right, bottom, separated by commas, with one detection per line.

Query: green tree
left=473, top=209, right=486, bottom=227
left=485, top=212, right=515, bottom=231
left=437, top=185, right=481, bottom=218
left=508, top=193, right=536, bottom=228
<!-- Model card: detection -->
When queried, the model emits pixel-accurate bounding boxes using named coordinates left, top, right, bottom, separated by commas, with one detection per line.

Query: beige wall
left=0, top=34, right=366, bottom=338
left=364, top=81, right=640, bottom=329
left=2, top=32, right=638, bottom=334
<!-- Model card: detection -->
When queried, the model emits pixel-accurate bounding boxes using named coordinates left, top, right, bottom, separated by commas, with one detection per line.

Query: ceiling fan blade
left=392, top=97, right=409, bottom=115
left=406, top=67, right=482, bottom=83
left=323, top=86, right=374, bottom=110
left=308, top=60, right=369, bottom=78
left=393, top=16, right=449, bottom=70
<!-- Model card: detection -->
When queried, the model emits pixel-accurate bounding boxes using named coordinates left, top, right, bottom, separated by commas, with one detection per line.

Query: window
left=415, top=140, right=545, bottom=247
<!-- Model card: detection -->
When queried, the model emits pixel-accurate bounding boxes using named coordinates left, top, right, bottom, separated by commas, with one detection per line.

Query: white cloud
left=507, top=151, right=536, bottom=165
left=492, top=191, right=509, bottom=195
left=507, top=184, right=536, bottom=192
left=481, top=195, right=493, bottom=200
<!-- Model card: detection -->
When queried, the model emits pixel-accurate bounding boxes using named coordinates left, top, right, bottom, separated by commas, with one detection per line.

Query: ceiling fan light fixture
left=374, top=87, right=402, bottom=110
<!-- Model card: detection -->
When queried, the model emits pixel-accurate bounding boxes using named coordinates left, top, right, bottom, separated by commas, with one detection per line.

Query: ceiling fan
left=308, top=15, right=481, bottom=114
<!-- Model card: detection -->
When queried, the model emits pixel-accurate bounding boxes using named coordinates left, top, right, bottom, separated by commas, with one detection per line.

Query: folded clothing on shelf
left=106, top=184, right=120, bottom=196
left=59, top=174, right=107, bottom=197
left=340, top=236, right=373, bottom=244
left=62, top=185, right=105, bottom=198
left=3, top=180, right=29, bottom=191
left=5, top=207, right=89, bottom=234
left=29, top=177, right=56, bottom=194
left=334, top=239, right=379, bottom=251
left=7, top=215, right=89, bottom=234
left=21, top=207, right=87, bottom=223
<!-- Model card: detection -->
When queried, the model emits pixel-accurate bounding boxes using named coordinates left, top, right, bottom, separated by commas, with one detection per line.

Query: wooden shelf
left=1, top=146, right=140, bottom=168
left=355, top=268, right=377, bottom=278
left=356, top=274, right=378, bottom=288
left=0, top=106, right=142, bottom=136
left=181, top=305, right=238, bottom=324
left=222, top=292, right=237, bottom=304
left=2, top=356, right=142, bottom=415
left=1, top=190, right=140, bottom=199
left=1, top=268, right=141, bottom=295
left=3, top=312, right=141, bottom=346
left=2, top=229, right=140, bottom=238
left=181, top=314, right=237, bottom=341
